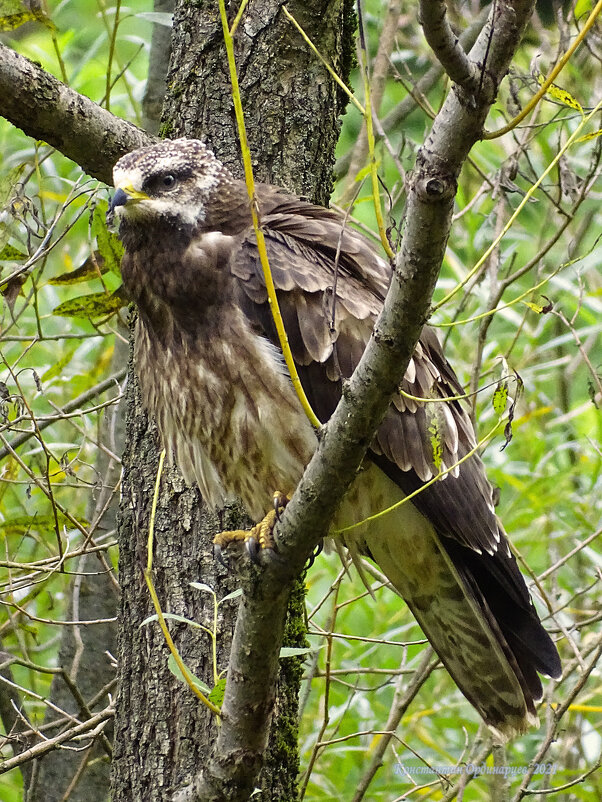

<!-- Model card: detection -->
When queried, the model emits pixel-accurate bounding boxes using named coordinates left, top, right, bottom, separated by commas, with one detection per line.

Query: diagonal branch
left=0, top=369, right=126, bottom=461
left=0, top=43, right=152, bottom=184
left=187, top=1, right=537, bottom=800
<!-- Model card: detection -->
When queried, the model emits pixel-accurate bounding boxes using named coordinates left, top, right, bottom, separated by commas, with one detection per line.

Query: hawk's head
left=109, top=138, right=235, bottom=232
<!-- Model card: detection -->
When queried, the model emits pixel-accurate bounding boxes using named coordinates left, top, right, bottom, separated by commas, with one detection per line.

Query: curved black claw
left=245, top=537, right=261, bottom=564
left=213, top=543, right=229, bottom=568
left=273, top=492, right=289, bottom=522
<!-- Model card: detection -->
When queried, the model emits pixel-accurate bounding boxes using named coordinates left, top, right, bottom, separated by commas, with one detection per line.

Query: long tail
left=337, top=464, right=561, bottom=739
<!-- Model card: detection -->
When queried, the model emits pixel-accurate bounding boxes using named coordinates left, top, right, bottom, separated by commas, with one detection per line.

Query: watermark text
left=394, top=762, right=558, bottom=778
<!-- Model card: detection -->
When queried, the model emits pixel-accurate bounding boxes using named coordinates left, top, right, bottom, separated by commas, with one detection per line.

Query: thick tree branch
left=190, top=1, right=537, bottom=800
left=0, top=43, right=152, bottom=183
left=419, top=0, right=477, bottom=90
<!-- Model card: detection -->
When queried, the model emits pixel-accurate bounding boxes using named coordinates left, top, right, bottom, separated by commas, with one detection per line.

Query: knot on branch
left=425, top=178, right=446, bottom=197
left=412, top=170, right=456, bottom=205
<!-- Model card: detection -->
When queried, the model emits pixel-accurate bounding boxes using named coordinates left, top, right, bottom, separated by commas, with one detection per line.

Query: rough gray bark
left=163, top=0, right=356, bottom=201
left=112, top=344, right=242, bottom=802
left=112, top=2, right=355, bottom=801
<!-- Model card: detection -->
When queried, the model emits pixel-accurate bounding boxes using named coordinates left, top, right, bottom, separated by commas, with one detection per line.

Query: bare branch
left=351, top=647, right=438, bottom=802
left=0, top=44, right=152, bottom=183
left=335, top=5, right=489, bottom=179
left=418, top=0, right=478, bottom=90
left=0, top=704, right=114, bottom=774
left=0, top=368, right=126, bottom=461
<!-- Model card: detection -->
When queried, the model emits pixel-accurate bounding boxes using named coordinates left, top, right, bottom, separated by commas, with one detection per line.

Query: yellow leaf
left=368, top=733, right=383, bottom=752
left=427, top=405, right=443, bottom=472
left=536, top=74, right=583, bottom=115
left=523, top=300, right=544, bottom=314
left=575, top=128, right=602, bottom=143
left=493, top=381, right=508, bottom=416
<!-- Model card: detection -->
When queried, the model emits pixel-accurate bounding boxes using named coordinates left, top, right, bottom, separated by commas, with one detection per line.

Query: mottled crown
left=112, top=138, right=240, bottom=231
left=113, top=138, right=231, bottom=188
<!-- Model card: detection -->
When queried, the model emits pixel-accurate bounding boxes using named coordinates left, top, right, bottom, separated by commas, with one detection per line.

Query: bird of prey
left=110, top=138, right=561, bottom=738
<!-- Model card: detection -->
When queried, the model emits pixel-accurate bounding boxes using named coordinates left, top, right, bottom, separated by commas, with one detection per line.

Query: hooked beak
left=107, top=184, right=149, bottom=223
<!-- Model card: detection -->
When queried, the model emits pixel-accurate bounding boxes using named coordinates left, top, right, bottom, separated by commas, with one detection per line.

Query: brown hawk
left=110, top=138, right=561, bottom=738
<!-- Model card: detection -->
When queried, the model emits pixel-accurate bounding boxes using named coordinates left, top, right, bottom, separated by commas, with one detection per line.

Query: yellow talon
left=213, top=492, right=291, bottom=563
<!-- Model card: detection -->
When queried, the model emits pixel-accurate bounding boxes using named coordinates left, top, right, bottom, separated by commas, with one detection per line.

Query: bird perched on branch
left=110, top=138, right=560, bottom=739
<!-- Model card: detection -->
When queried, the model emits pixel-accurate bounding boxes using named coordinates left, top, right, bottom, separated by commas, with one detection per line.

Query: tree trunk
left=111, top=2, right=355, bottom=800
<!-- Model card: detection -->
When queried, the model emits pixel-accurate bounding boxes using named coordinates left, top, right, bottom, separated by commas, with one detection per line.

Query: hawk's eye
left=161, top=174, right=177, bottom=189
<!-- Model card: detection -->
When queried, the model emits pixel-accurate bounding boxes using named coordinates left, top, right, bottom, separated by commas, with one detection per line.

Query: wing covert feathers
left=233, top=188, right=560, bottom=737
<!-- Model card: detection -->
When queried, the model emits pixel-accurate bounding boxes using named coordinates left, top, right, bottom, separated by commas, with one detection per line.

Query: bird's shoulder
left=222, top=182, right=391, bottom=316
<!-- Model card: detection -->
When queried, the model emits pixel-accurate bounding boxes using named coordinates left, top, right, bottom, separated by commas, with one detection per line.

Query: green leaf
left=91, top=200, right=124, bottom=275
left=167, top=654, right=211, bottom=694
left=0, top=244, right=28, bottom=260
left=219, top=588, right=243, bottom=604
left=0, top=513, right=87, bottom=536
left=52, top=289, right=126, bottom=319
left=49, top=253, right=109, bottom=285
left=354, top=163, right=374, bottom=183
left=140, top=612, right=200, bottom=628
left=41, top=349, right=75, bottom=382
left=574, top=0, right=592, bottom=19
left=208, top=677, right=227, bottom=706
left=492, top=380, right=508, bottom=417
